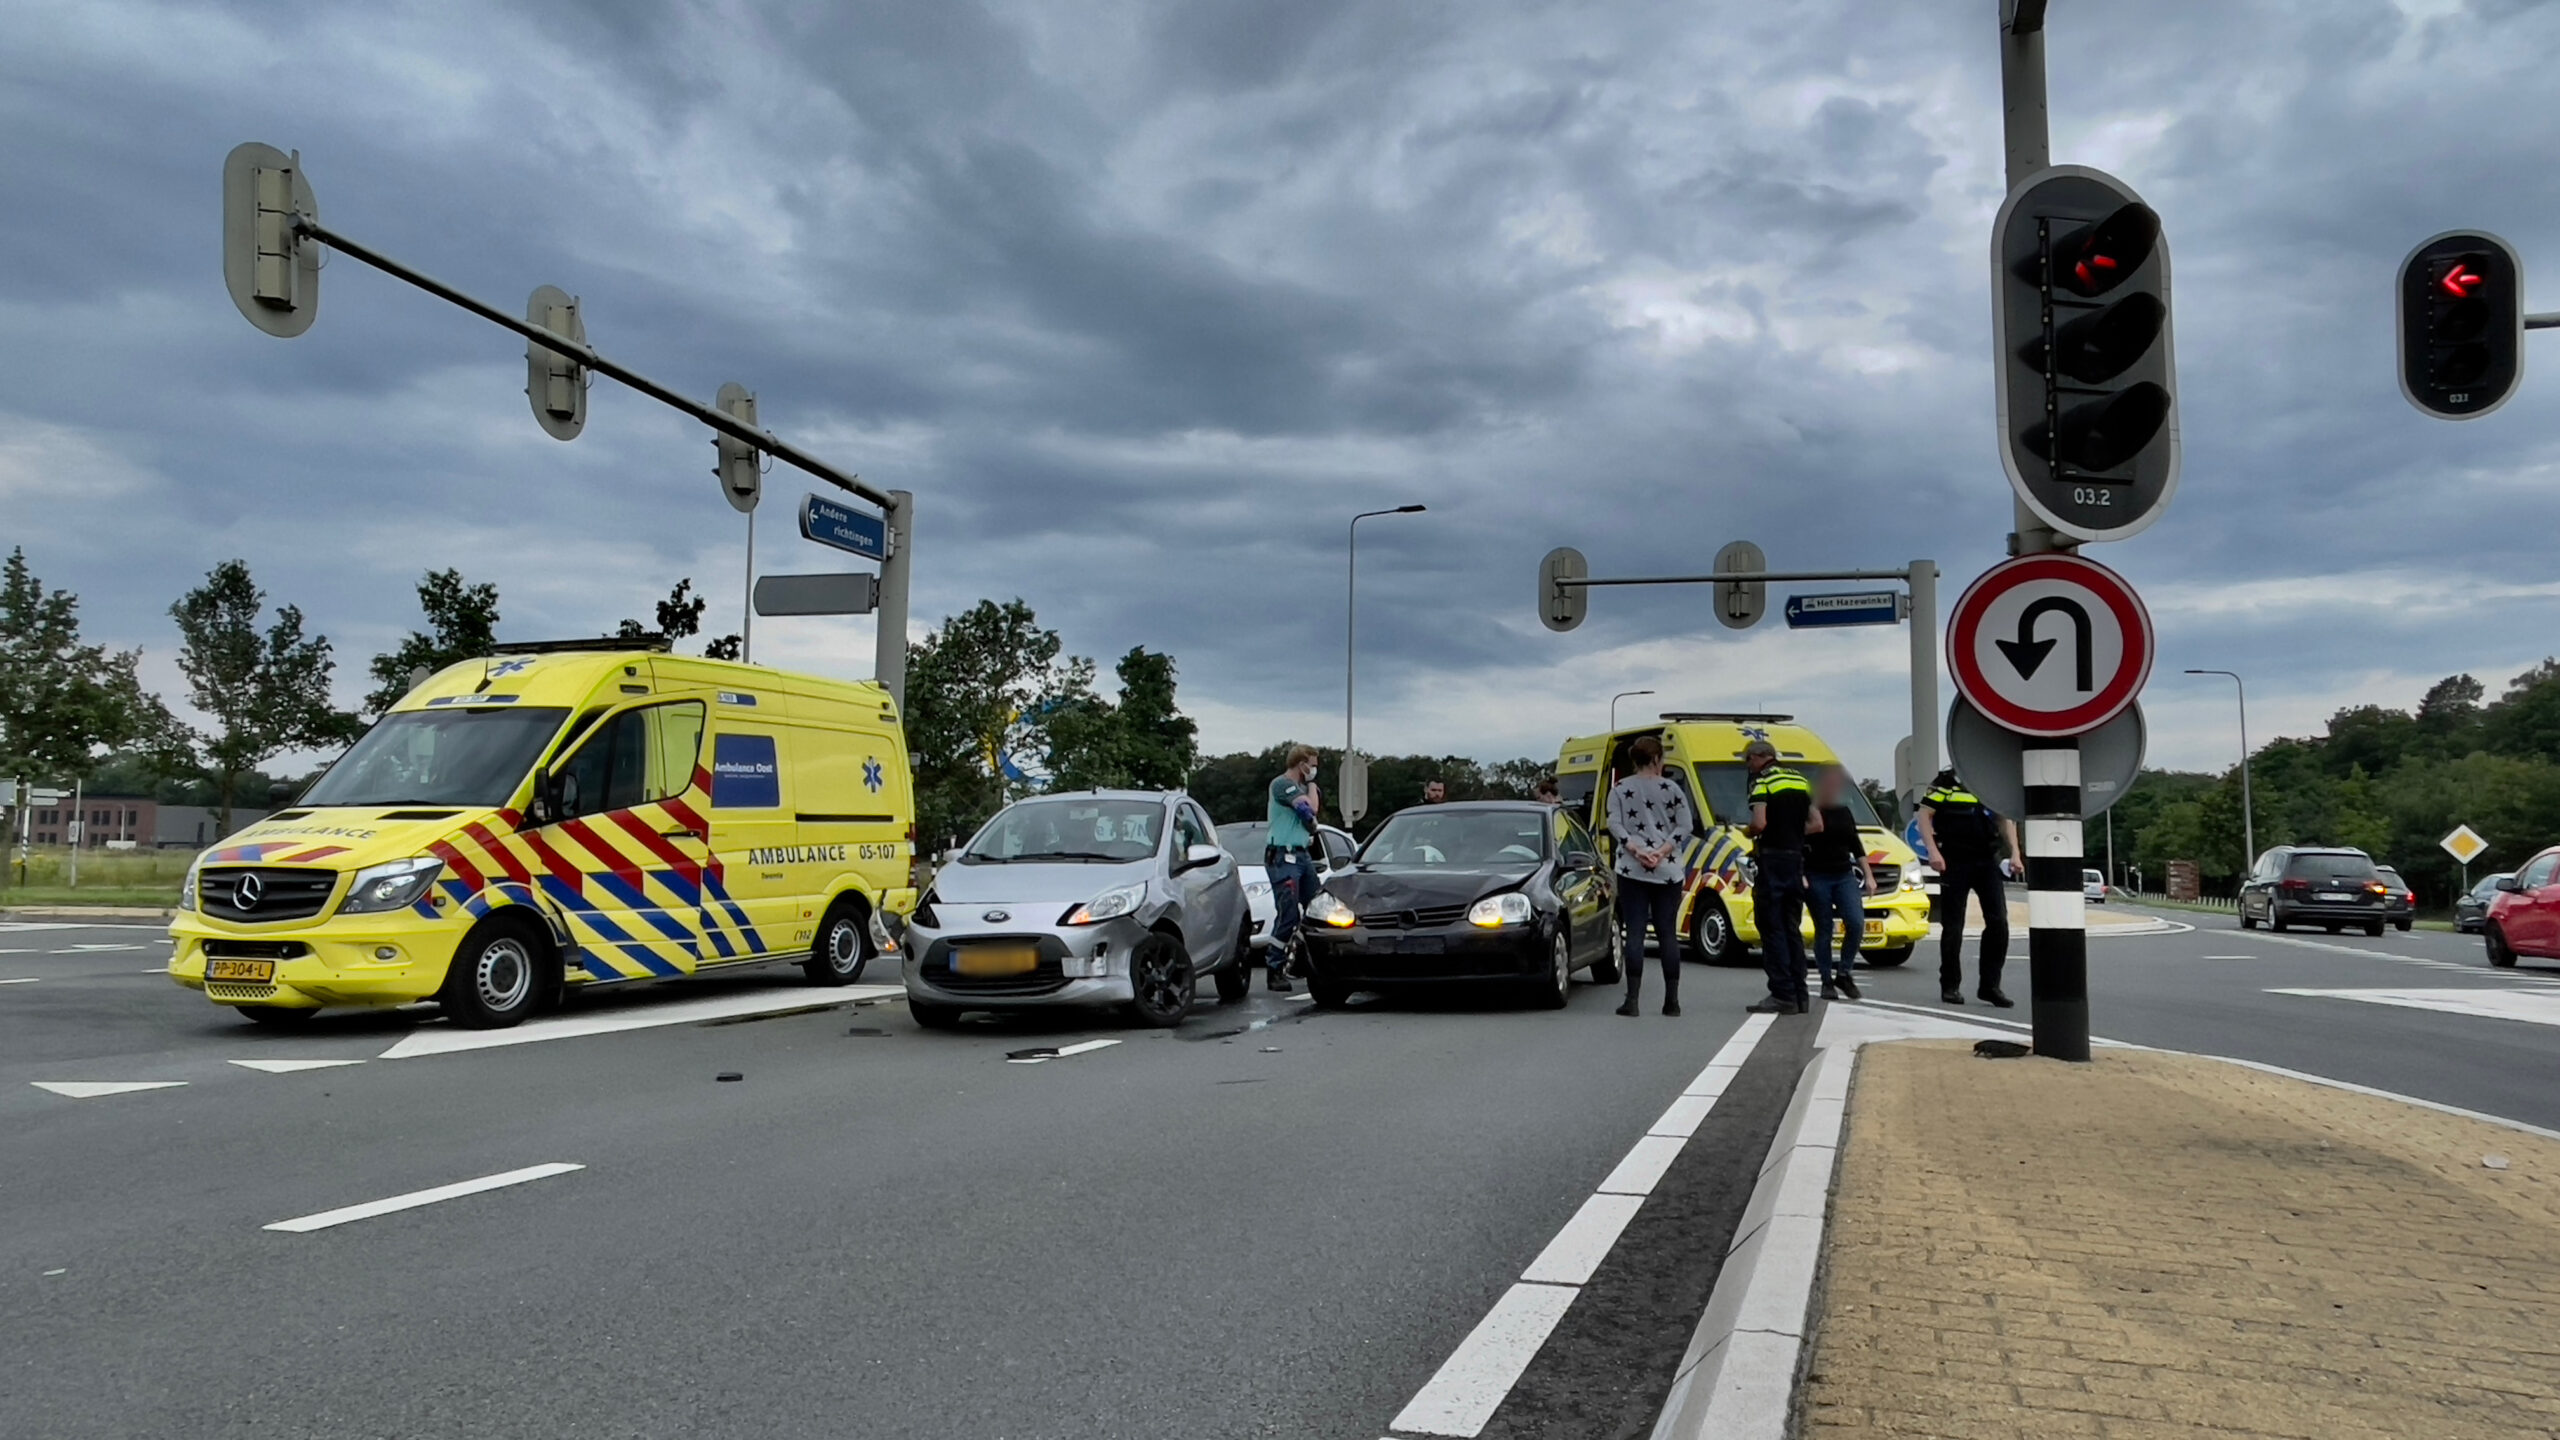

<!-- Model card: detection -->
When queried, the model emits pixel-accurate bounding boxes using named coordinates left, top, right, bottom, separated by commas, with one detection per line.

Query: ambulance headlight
left=1065, top=883, right=1147, bottom=926
left=177, top=855, right=205, bottom=911
left=338, top=857, right=445, bottom=914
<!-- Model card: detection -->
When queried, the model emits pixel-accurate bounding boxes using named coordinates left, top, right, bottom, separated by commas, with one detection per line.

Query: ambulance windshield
left=299, top=707, right=572, bottom=809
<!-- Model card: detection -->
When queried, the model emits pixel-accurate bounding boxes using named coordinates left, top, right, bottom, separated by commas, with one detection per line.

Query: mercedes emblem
left=234, top=873, right=264, bottom=911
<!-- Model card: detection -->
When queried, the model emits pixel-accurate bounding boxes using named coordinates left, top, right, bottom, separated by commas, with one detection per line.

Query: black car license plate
left=1396, top=936, right=1446, bottom=955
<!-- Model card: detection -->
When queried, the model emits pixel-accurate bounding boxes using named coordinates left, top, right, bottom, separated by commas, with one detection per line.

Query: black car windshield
left=1361, top=809, right=1548, bottom=868
left=964, top=797, right=1162, bottom=863
left=297, top=707, right=571, bottom=809
left=2285, top=853, right=2378, bottom=880
left=1689, top=762, right=1883, bottom=828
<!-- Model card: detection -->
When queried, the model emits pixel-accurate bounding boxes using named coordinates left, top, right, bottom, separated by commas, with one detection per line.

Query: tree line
left=2100, top=669, right=2560, bottom=907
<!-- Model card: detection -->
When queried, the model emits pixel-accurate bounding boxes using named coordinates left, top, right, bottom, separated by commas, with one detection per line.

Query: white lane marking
left=1006, top=1038, right=1123, bottom=1065
left=1647, top=1094, right=1716, bottom=1139
left=229, top=1058, right=366, bottom=1074
left=1387, top=1282, right=1579, bottom=1437
left=0, top=977, right=39, bottom=985
left=58, top=943, right=145, bottom=953
left=376, top=984, right=900, bottom=1059
left=2202, top=954, right=2256, bottom=960
left=264, top=1162, right=584, bottom=1233
left=0, top=923, right=84, bottom=932
left=0, top=947, right=37, bottom=953
left=1384, top=1014, right=1781, bottom=1437
left=1595, top=1135, right=1687, bottom=1197
left=31, top=1081, right=187, bottom=1099
left=1520, top=1193, right=1646, bottom=1286
left=2266, top=987, right=2560, bottom=1028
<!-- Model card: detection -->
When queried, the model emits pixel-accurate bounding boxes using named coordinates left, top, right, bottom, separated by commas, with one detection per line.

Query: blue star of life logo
left=488, top=659, right=535, bottom=678
left=1738, top=724, right=1770, bottom=742
left=863, top=758, right=886, bottom=793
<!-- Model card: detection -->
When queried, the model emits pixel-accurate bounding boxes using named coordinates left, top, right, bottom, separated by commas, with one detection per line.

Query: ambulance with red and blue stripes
left=168, top=641, right=915, bottom=1028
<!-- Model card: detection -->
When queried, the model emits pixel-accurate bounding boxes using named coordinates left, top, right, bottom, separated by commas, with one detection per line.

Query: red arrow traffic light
left=2439, top=259, right=2485, bottom=299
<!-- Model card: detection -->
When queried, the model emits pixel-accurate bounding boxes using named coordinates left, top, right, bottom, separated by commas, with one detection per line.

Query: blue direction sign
left=799, top=494, right=890, bottom=561
left=1783, top=591, right=1902, bottom=629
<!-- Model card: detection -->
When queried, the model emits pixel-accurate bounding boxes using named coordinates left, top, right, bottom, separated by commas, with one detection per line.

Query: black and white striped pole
left=2021, top=737, right=2089, bottom=1061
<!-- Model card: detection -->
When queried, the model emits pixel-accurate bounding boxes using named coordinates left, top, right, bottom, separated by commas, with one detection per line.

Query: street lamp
left=1347, top=504, right=1428, bottom=769
left=2184, top=669, right=2255, bottom=871
left=1611, top=689, right=1656, bottom=730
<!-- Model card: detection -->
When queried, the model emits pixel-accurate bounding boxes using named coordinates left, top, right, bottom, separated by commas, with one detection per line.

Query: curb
left=1648, top=1041, right=1854, bottom=1440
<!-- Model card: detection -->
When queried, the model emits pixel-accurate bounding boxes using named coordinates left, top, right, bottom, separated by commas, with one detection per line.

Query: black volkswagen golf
left=1296, top=801, right=1617, bottom=1009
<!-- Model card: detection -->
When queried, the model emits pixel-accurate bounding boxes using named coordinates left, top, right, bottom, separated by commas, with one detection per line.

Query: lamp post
left=1347, top=505, right=1427, bottom=764
left=1611, top=689, right=1655, bottom=730
left=2185, top=669, right=2255, bottom=871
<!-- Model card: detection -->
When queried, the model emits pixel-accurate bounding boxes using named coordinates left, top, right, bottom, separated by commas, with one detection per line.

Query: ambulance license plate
left=207, top=959, right=275, bottom=983
left=953, top=944, right=1038, bottom=977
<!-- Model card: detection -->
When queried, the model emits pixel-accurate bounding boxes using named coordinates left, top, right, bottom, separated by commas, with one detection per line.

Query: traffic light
left=714, top=382, right=761, bottom=513
left=220, top=142, right=320, bottom=338
left=524, top=285, right=588, bottom=441
left=2398, top=231, right=2524, bottom=420
left=1991, top=166, right=2179, bottom=543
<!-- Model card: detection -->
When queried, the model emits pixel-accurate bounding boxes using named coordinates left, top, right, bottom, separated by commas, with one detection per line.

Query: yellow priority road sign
left=2441, top=825, right=2489, bottom=865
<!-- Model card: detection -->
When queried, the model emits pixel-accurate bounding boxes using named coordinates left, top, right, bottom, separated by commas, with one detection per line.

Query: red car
left=2484, top=848, right=2560, bottom=967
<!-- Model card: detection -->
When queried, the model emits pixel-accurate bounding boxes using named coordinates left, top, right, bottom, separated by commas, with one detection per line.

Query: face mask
left=1306, top=768, right=1319, bottom=782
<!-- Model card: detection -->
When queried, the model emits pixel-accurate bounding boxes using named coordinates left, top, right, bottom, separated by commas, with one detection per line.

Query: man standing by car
left=1917, top=767, right=2020, bottom=1007
left=1803, top=766, right=1869, bottom=1002
left=1607, top=735, right=1691, bottom=1017
left=1264, top=746, right=1323, bottom=994
left=1744, top=739, right=1817, bottom=1015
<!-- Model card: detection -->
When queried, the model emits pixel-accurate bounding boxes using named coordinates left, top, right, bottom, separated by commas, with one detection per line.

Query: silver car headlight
left=1065, top=882, right=1147, bottom=926
left=1245, top=880, right=1272, bottom=902
left=338, top=857, right=445, bottom=915
left=1467, top=893, right=1535, bottom=928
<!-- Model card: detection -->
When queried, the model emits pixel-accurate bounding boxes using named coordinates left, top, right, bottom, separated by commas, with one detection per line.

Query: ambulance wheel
left=1129, top=933, right=1195, bottom=1028
left=441, top=915, right=555, bottom=1030
left=1689, top=896, right=1747, bottom=966
left=1863, top=945, right=1913, bottom=968
left=803, top=896, right=871, bottom=986
left=237, top=1004, right=317, bottom=1028
left=1215, top=919, right=1254, bottom=1004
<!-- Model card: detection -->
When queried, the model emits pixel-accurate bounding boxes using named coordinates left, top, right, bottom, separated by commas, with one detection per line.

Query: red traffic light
left=2014, top=202, right=2161, bottom=299
left=2437, top=257, right=2486, bottom=299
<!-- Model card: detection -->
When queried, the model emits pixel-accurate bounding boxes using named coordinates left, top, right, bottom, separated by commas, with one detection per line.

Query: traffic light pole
left=2001, top=0, right=2089, bottom=1061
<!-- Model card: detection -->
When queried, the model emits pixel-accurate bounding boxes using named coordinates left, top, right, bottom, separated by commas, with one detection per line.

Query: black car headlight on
left=337, top=857, right=444, bottom=915
left=1306, top=891, right=1355, bottom=928
left=1467, top=893, right=1534, bottom=928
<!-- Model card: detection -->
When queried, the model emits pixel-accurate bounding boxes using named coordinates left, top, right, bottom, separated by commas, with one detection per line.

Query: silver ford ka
left=901, top=790, right=1254, bottom=1030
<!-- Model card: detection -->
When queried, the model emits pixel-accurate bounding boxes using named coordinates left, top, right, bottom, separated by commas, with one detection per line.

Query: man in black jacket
left=1916, top=768, right=2022, bottom=1007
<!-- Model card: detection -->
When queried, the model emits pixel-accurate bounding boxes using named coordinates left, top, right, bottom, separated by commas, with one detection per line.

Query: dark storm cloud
left=7, top=0, right=2560, bottom=777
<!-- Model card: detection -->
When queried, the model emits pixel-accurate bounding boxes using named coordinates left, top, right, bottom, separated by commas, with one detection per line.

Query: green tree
left=1045, top=648, right=1201, bottom=793
left=0, top=549, right=175, bottom=878
left=904, top=599, right=1097, bottom=849
left=617, top=578, right=742, bottom=659
left=365, top=569, right=500, bottom=713
left=169, top=560, right=358, bottom=834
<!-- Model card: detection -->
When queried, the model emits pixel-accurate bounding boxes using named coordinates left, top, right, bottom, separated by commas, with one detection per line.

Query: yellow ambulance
left=168, top=642, right=916, bottom=1028
left=1554, top=713, right=1932, bottom=966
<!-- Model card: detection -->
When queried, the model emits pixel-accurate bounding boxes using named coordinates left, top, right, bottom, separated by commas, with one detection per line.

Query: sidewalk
left=1801, top=1042, right=2560, bottom=1438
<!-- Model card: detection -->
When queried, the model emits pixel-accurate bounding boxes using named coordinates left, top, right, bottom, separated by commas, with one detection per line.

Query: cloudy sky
left=8, top=0, right=2560, bottom=789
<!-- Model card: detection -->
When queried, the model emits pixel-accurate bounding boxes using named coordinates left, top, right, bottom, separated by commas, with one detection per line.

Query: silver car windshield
left=1362, top=810, right=1548, bottom=868
left=963, top=797, right=1163, bottom=864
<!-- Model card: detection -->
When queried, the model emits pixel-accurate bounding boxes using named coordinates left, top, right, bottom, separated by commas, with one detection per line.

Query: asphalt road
left=6, top=907, right=2557, bottom=1438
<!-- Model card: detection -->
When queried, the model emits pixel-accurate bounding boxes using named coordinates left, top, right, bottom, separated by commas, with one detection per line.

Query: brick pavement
left=1801, top=1041, right=2560, bottom=1438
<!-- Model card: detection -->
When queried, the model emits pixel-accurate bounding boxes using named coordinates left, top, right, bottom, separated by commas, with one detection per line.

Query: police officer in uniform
left=1742, top=739, right=1818, bottom=1015
left=1916, top=768, right=2022, bottom=1007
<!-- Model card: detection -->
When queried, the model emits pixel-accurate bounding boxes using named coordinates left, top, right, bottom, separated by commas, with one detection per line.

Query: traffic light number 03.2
left=2070, top=486, right=2115, bottom=506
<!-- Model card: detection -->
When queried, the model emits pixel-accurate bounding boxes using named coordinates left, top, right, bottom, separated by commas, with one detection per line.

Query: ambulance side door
left=702, top=697, right=796, bottom=957
left=544, top=700, right=710, bottom=979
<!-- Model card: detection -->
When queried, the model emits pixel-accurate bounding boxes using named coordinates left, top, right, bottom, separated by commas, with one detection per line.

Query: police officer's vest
left=1926, top=784, right=1999, bottom=862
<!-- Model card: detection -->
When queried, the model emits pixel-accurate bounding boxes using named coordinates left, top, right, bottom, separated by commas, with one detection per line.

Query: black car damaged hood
left=1324, top=866, right=1535, bottom=912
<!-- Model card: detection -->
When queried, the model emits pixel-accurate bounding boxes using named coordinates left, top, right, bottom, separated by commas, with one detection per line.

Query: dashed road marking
left=229, top=1058, right=366, bottom=1074
left=377, top=984, right=900, bottom=1059
left=1382, top=1012, right=1776, bottom=1438
left=263, top=1162, right=584, bottom=1233
left=0, top=977, right=39, bottom=985
left=2266, top=987, right=2560, bottom=1028
left=31, top=1081, right=187, bottom=1099
left=57, top=943, right=146, bottom=953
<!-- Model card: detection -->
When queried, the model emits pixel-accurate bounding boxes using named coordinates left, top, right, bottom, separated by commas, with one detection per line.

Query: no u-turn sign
left=1948, top=554, right=2153, bottom=737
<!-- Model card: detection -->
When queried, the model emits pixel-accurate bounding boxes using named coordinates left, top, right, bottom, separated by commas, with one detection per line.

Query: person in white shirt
left=1607, top=735, right=1693, bottom=1017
